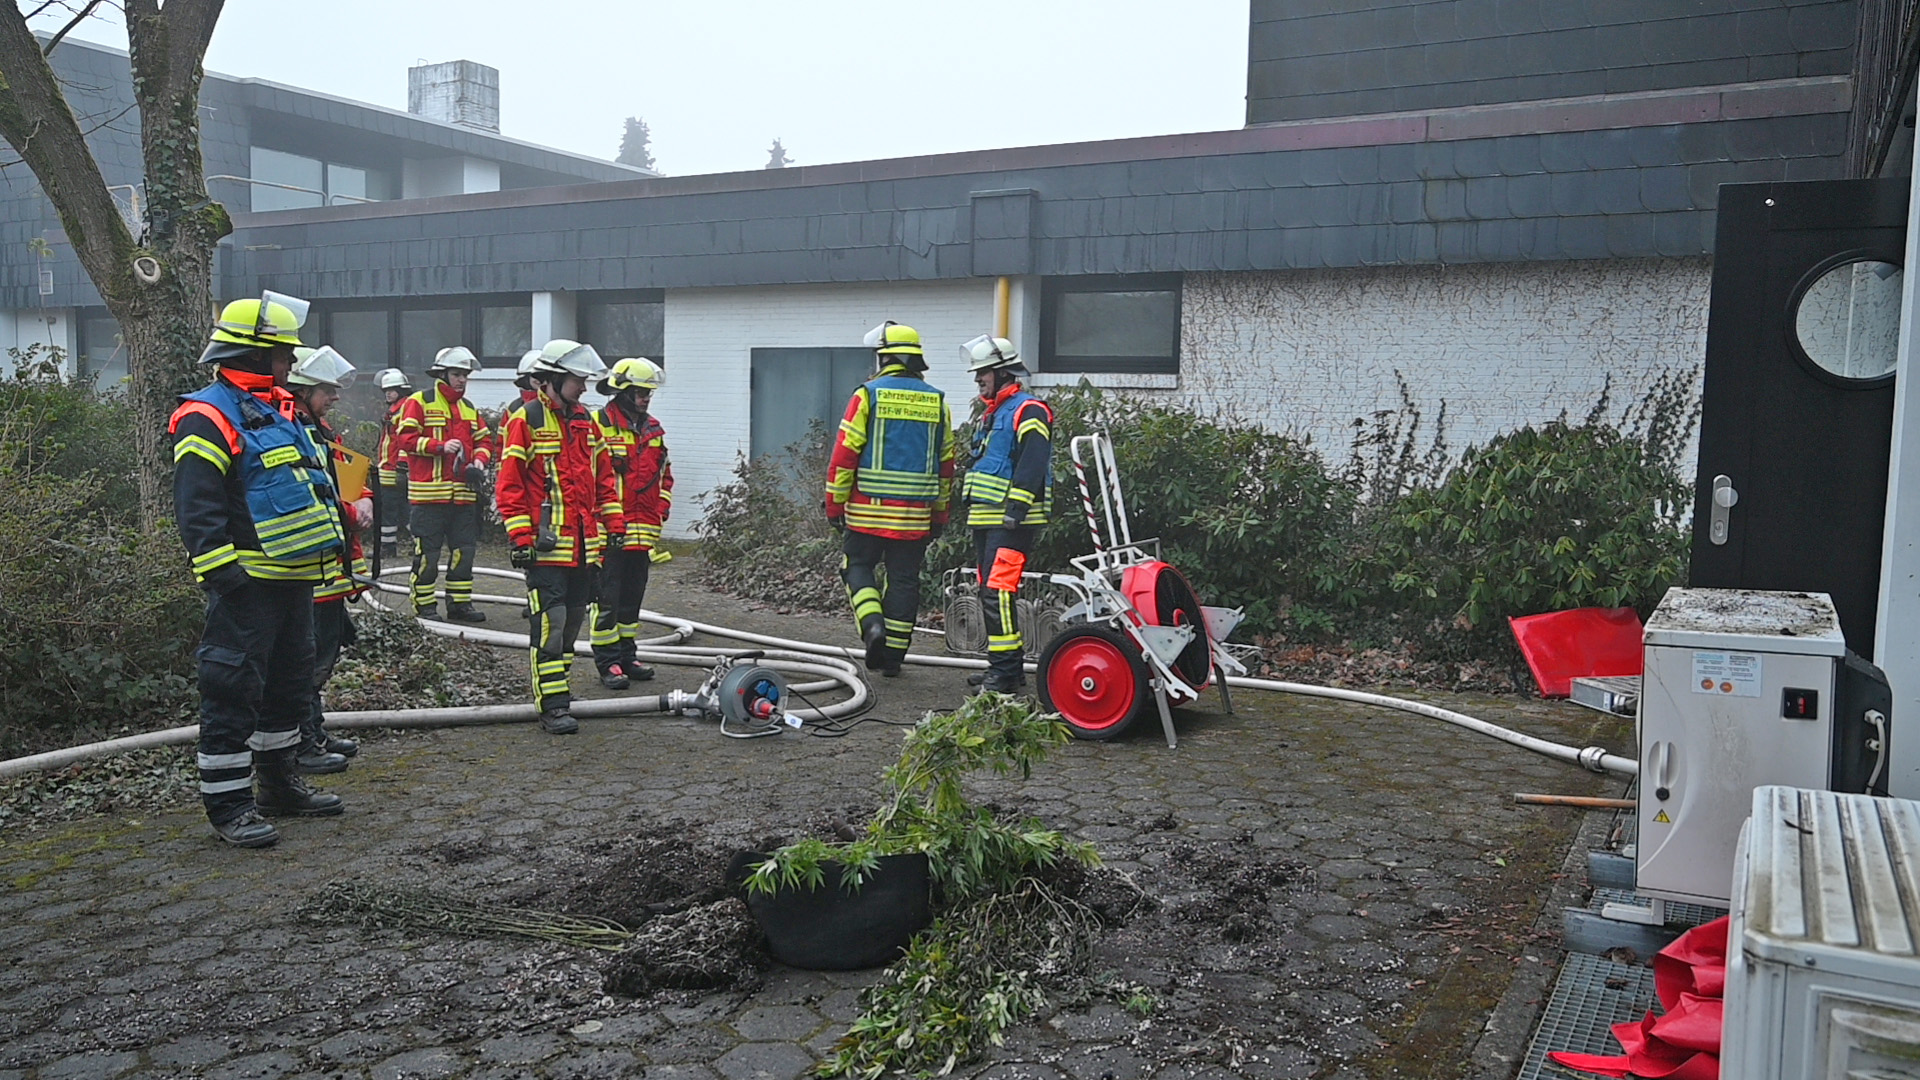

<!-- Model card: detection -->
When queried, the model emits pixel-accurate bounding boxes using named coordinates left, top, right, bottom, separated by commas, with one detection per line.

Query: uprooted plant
left=744, top=692, right=1097, bottom=900
left=747, top=694, right=1130, bottom=1078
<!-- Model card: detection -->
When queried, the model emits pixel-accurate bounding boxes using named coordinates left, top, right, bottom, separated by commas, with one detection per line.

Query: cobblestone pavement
left=0, top=564, right=1629, bottom=1080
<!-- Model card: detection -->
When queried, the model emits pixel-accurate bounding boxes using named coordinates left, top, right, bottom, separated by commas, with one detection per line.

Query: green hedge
left=0, top=352, right=201, bottom=753
left=700, top=377, right=1695, bottom=661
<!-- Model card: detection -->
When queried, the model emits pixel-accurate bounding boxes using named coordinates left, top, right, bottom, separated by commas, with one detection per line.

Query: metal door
left=1692, top=179, right=1908, bottom=656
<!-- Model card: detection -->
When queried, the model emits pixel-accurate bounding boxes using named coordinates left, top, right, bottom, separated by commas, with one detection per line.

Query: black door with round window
left=1692, top=178, right=1906, bottom=655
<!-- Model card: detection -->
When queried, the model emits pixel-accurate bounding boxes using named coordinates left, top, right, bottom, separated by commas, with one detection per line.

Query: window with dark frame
left=578, top=291, right=666, bottom=364
left=1039, top=274, right=1181, bottom=375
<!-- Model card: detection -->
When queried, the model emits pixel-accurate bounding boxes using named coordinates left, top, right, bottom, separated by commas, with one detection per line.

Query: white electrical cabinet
left=1636, top=589, right=1846, bottom=906
left=1723, top=786, right=1920, bottom=1079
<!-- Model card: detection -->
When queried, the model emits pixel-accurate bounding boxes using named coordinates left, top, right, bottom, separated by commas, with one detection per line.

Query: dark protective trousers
left=409, top=500, right=479, bottom=610
left=303, top=599, right=356, bottom=753
left=194, top=578, right=314, bottom=825
left=527, top=562, right=596, bottom=714
left=842, top=530, right=928, bottom=662
left=974, top=526, right=1035, bottom=679
left=591, top=545, right=651, bottom=674
left=378, top=476, right=408, bottom=549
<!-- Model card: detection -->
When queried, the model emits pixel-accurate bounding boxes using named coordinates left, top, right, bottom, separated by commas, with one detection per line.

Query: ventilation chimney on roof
left=407, top=60, right=500, bottom=133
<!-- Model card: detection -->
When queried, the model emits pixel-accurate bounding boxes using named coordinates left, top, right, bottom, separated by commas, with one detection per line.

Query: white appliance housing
left=1636, top=588, right=1846, bottom=906
left=1723, top=786, right=1920, bottom=1079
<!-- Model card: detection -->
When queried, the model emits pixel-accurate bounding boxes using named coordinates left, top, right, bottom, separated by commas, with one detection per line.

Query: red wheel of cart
left=1039, top=624, right=1149, bottom=739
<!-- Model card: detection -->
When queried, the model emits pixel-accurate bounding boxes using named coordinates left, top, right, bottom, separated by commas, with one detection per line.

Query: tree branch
left=41, top=0, right=104, bottom=56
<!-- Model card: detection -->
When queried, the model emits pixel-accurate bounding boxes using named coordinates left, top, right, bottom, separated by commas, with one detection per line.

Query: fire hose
left=0, top=563, right=1634, bottom=778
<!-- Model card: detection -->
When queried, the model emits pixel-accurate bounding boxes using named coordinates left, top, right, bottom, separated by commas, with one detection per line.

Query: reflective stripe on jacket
left=302, top=415, right=367, bottom=602
left=394, top=382, right=493, bottom=504
left=496, top=396, right=624, bottom=566
left=595, top=403, right=673, bottom=551
left=963, top=389, right=1052, bottom=528
left=824, top=364, right=954, bottom=539
left=170, top=378, right=341, bottom=584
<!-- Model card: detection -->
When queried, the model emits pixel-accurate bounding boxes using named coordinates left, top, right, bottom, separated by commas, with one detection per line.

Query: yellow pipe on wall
left=994, top=276, right=1011, bottom=338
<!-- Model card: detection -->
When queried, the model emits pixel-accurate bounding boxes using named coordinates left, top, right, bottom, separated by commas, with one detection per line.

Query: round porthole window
left=1791, top=258, right=1902, bottom=384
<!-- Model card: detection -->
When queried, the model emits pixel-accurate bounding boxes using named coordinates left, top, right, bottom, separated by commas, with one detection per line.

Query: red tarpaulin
left=1549, top=917, right=1729, bottom=1080
left=1508, top=606, right=1645, bottom=698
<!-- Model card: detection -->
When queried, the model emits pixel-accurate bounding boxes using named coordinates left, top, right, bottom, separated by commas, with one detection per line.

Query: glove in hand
left=510, top=543, right=536, bottom=570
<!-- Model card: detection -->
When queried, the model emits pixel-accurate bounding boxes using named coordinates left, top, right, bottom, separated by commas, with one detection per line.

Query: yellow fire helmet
left=862, top=320, right=924, bottom=357
left=598, top=357, right=665, bottom=396
left=204, top=289, right=308, bottom=356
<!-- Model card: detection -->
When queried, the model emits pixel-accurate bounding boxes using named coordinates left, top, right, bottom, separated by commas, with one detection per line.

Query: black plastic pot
left=744, top=852, right=932, bottom=970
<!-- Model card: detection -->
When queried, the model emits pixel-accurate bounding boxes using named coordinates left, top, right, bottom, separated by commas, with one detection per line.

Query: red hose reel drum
left=1119, top=561, right=1213, bottom=690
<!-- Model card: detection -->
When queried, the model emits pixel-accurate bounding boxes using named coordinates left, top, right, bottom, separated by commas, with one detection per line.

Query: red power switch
left=1782, top=688, right=1819, bottom=719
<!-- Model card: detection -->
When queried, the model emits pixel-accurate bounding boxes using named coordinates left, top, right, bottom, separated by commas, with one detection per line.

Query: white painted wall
left=0, top=307, right=77, bottom=372
left=402, top=156, right=501, bottom=199
left=659, top=279, right=999, bottom=538
left=1876, top=133, right=1920, bottom=798
left=1172, top=258, right=1713, bottom=472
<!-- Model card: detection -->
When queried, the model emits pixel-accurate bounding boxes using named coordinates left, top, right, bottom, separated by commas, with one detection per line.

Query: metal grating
left=1588, top=888, right=1725, bottom=929
left=1515, top=952, right=1659, bottom=1080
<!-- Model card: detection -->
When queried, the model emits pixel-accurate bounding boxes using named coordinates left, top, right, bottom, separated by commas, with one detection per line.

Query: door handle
left=1709, top=474, right=1738, bottom=546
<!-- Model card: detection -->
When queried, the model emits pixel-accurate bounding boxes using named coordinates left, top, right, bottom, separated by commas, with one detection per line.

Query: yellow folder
left=329, top=442, right=373, bottom=503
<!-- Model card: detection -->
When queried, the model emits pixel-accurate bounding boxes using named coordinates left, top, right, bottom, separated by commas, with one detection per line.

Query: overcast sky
left=35, top=1, right=1250, bottom=176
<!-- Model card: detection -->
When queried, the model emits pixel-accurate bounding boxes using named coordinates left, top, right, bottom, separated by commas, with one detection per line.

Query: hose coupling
left=1577, top=746, right=1611, bottom=773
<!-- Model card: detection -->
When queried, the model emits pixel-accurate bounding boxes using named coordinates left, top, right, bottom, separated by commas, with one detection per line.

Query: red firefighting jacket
left=394, top=380, right=494, bottom=505
left=594, top=400, right=673, bottom=551
left=495, top=392, right=624, bottom=567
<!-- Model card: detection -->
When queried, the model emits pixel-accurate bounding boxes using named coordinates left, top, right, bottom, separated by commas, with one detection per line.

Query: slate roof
left=209, top=78, right=1851, bottom=303
left=1247, top=0, right=1858, bottom=125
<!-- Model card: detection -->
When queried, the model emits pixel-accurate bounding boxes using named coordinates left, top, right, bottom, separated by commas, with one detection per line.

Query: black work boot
left=621, top=650, right=655, bottom=682
left=600, top=662, right=631, bottom=690
left=323, top=728, right=359, bottom=758
left=446, top=602, right=486, bottom=624
left=255, top=749, right=345, bottom=817
left=862, top=621, right=888, bottom=671
left=979, top=657, right=1027, bottom=694
left=966, top=671, right=989, bottom=687
left=415, top=604, right=439, bottom=621
left=295, top=740, right=349, bottom=775
left=540, top=707, right=579, bottom=735
left=210, top=807, right=279, bottom=848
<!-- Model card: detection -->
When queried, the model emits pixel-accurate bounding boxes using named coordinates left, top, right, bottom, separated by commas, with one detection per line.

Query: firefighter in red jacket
left=496, top=339, right=625, bottom=735
left=373, top=368, right=411, bottom=558
left=393, top=346, right=492, bottom=623
left=825, top=322, right=954, bottom=676
left=590, top=357, right=673, bottom=689
left=287, top=346, right=369, bottom=774
left=169, top=292, right=344, bottom=848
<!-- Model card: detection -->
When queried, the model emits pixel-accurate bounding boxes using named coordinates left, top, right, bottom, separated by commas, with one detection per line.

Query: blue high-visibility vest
left=183, top=381, right=342, bottom=561
left=855, top=373, right=945, bottom=502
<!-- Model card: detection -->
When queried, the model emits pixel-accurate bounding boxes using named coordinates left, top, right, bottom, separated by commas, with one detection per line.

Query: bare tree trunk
left=0, top=0, right=229, bottom=527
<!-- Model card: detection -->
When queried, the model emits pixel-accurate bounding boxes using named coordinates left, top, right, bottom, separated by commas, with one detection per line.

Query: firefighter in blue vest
left=960, top=335, right=1052, bottom=693
left=825, top=322, right=955, bottom=676
left=169, top=292, right=347, bottom=848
